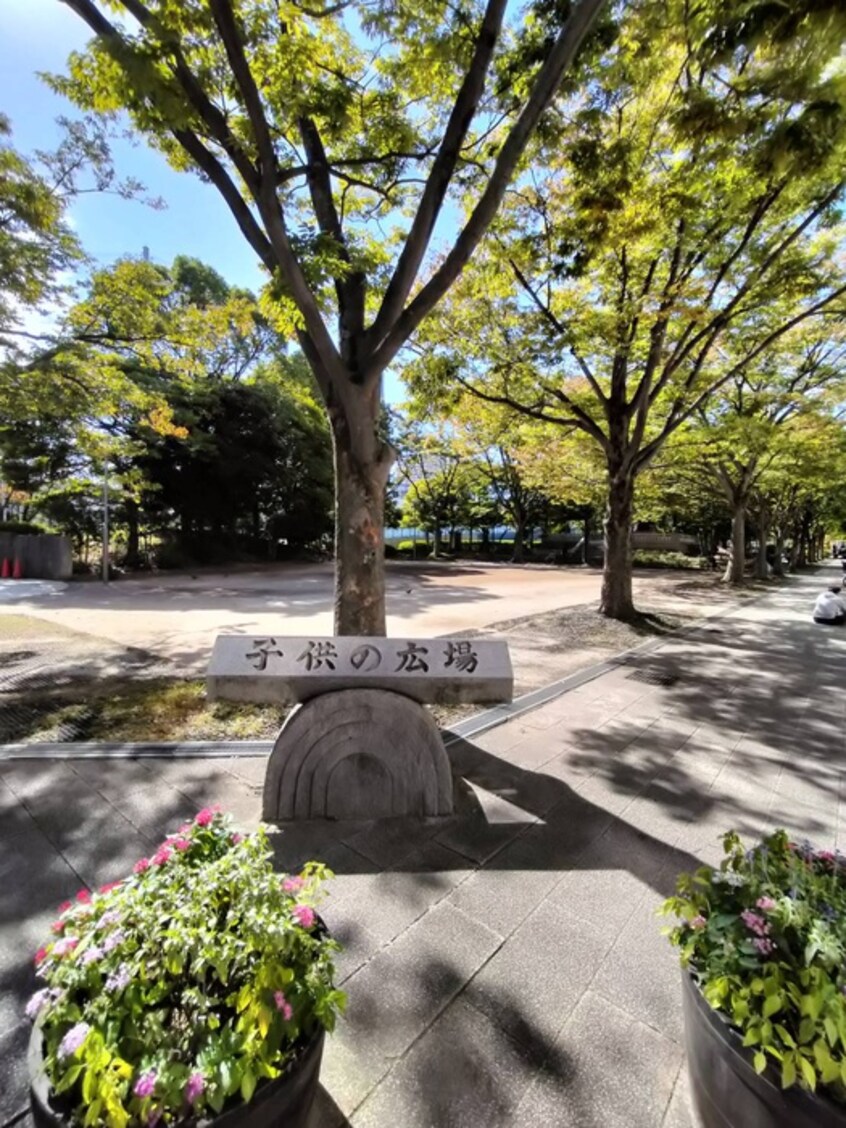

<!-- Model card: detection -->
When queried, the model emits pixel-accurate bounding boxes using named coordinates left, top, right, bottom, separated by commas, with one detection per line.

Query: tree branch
left=508, top=257, right=608, bottom=407
left=205, top=0, right=345, bottom=385
left=365, top=0, right=509, bottom=355
left=367, top=0, right=606, bottom=375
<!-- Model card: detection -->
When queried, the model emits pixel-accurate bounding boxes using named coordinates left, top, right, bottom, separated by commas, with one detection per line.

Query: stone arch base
left=263, top=689, right=453, bottom=821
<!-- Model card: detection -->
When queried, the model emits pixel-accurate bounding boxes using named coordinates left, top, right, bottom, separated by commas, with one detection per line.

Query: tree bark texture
left=755, top=516, right=769, bottom=580
left=511, top=522, right=525, bottom=563
left=600, top=475, right=636, bottom=619
left=329, top=396, right=391, bottom=636
left=124, top=497, right=140, bottom=568
left=723, top=504, right=746, bottom=584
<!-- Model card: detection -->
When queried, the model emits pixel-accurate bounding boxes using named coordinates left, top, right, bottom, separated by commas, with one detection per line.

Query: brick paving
left=2, top=566, right=843, bottom=1126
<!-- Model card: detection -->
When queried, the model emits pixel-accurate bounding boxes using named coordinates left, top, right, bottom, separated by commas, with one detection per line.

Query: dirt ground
left=0, top=570, right=770, bottom=744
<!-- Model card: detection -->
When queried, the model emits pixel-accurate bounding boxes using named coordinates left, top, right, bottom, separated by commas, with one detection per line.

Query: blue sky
left=1, top=1, right=266, bottom=291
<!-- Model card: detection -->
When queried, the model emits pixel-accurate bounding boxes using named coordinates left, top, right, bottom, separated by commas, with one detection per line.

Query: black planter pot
left=682, top=971, right=846, bottom=1128
left=29, top=1022, right=325, bottom=1128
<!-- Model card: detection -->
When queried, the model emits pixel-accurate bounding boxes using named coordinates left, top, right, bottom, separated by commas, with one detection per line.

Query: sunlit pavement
left=2, top=567, right=843, bottom=1123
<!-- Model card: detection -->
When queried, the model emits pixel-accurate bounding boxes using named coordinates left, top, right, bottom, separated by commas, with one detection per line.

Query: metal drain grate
left=625, top=668, right=679, bottom=687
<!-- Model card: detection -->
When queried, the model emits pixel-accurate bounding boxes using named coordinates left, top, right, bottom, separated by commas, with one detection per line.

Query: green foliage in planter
left=662, top=829, right=846, bottom=1101
left=27, top=809, right=344, bottom=1125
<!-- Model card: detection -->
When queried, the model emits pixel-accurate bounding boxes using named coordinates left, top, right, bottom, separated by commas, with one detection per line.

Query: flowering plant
left=662, top=829, right=846, bottom=1101
left=27, top=808, right=345, bottom=1126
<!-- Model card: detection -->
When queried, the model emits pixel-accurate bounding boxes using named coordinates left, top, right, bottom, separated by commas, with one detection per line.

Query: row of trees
left=0, top=250, right=334, bottom=565
left=2, top=0, right=845, bottom=626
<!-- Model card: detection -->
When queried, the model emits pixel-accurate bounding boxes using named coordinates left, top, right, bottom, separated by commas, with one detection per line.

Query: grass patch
left=1, top=677, right=286, bottom=744
left=0, top=614, right=84, bottom=641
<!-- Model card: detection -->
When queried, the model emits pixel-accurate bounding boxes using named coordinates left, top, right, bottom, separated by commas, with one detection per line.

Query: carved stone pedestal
left=262, top=688, right=453, bottom=821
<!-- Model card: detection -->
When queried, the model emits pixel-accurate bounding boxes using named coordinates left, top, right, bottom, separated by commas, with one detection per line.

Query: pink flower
left=52, top=937, right=79, bottom=957
left=292, top=904, right=316, bottom=930
left=185, top=1071, right=205, bottom=1104
left=34, top=947, right=48, bottom=966
left=282, top=876, right=305, bottom=894
left=756, top=897, right=776, bottom=912
left=134, top=858, right=151, bottom=874
left=274, top=990, right=293, bottom=1021
left=152, top=845, right=172, bottom=866
left=76, top=889, right=91, bottom=904
left=690, top=915, right=707, bottom=930
left=194, top=807, right=215, bottom=828
left=173, top=837, right=191, bottom=852
left=754, top=937, right=776, bottom=956
left=741, top=909, right=770, bottom=937
left=133, top=1070, right=157, bottom=1098
left=51, top=919, right=66, bottom=934
left=58, top=900, right=73, bottom=914
left=231, top=832, right=243, bottom=845
left=99, top=881, right=122, bottom=894
left=817, top=850, right=836, bottom=864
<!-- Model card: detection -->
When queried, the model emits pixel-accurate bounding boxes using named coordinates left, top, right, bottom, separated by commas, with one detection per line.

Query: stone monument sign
left=206, top=634, right=513, bottom=822
left=207, top=634, right=513, bottom=705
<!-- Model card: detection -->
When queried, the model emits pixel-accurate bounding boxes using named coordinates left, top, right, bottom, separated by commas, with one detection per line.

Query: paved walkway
left=2, top=566, right=844, bottom=1126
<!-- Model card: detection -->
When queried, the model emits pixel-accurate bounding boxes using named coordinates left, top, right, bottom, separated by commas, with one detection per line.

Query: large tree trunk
left=329, top=398, right=391, bottom=636
left=723, top=503, right=746, bottom=584
left=754, top=515, right=769, bottom=580
left=772, top=530, right=786, bottom=576
left=600, top=475, right=635, bottom=619
left=582, top=512, right=591, bottom=566
left=125, top=497, right=140, bottom=569
left=432, top=526, right=443, bottom=557
left=511, top=521, right=525, bottom=563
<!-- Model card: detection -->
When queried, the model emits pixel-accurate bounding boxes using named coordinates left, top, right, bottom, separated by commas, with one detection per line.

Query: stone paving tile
left=349, top=997, right=539, bottom=1128
left=590, top=892, right=686, bottom=1044
left=225, top=754, right=272, bottom=787
left=445, top=858, right=559, bottom=941
left=1, top=760, right=92, bottom=806
left=433, top=797, right=535, bottom=865
left=548, top=820, right=679, bottom=934
left=463, top=900, right=611, bottom=1058
left=65, top=757, right=159, bottom=801
left=473, top=720, right=546, bottom=755
left=329, top=868, right=464, bottom=946
left=662, top=1066, right=696, bottom=1127
left=767, top=793, right=838, bottom=846
left=0, top=1021, right=31, bottom=1123
left=341, top=814, right=448, bottom=869
left=340, top=902, right=501, bottom=1062
left=530, top=740, right=601, bottom=785
left=3, top=569, right=843, bottom=1127
left=513, top=990, right=683, bottom=1128
left=110, top=781, right=204, bottom=843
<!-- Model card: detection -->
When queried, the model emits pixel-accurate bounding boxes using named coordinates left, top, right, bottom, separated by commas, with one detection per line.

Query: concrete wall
left=0, top=534, right=72, bottom=579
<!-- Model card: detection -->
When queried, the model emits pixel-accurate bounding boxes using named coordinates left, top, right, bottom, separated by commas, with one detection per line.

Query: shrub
left=0, top=519, right=46, bottom=535
left=662, top=829, right=846, bottom=1101
left=153, top=542, right=194, bottom=571
left=27, top=809, right=344, bottom=1123
left=633, top=550, right=704, bottom=570
left=395, top=539, right=429, bottom=554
